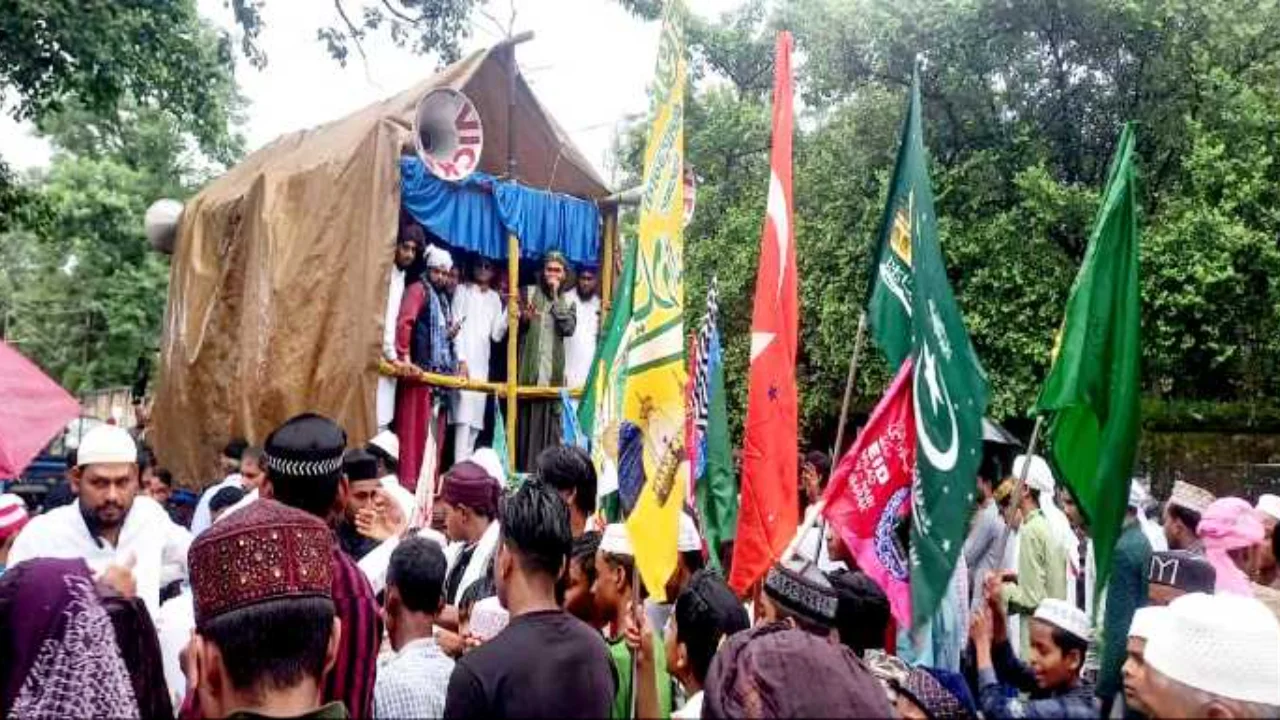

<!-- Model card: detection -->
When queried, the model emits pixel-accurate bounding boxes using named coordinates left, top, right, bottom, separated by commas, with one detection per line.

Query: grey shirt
left=964, top=500, right=1007, bottom=609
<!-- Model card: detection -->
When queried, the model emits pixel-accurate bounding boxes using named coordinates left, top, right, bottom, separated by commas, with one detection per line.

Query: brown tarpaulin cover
left=153, top=47, right=609, bottom=486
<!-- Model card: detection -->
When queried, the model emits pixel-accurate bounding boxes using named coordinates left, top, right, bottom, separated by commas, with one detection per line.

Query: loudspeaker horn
left=145, top=198, right=183, bottom=254
left=414, top=88, right=484, bottom=182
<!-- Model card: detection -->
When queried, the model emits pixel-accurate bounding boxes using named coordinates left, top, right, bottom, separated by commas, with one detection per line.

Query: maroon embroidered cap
left=189, top=499, right=333, bottom=626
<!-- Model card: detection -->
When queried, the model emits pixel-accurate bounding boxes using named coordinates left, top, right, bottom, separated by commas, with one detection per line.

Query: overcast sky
left=1, top=0, right=742, bottom=184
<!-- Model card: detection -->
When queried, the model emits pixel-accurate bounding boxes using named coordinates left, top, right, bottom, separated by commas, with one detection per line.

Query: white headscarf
left=425, top=244, right=453, bottom=271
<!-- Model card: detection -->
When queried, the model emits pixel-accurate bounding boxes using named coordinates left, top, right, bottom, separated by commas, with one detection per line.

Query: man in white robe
left=564, top=264, right=601, bottom=391
left=378, top=227, right=425, bottom=430
left=450, top=257, right=507, bottom=459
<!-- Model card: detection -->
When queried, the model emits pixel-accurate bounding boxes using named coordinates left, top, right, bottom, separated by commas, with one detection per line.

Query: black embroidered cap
left=764, top=555, right=839, bottom=627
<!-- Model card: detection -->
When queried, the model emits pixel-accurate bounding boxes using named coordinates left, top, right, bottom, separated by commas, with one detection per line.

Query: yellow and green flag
left=620, top=0, right=689, bottom=600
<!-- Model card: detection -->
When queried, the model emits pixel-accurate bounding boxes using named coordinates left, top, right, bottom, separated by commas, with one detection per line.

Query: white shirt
left=7, top=495, right=192, bottom=618
left=564, top=288, right=600, bottom=388
left=378, top=266, right=407, bottom=429
left=190, top=474, right=243, bottom=536
left=155, top=590, right=195, bottom=710
left=450, top=283, right=507, bottom=429
left=673, top=690, right=703, bottom=719
left=374, top=636, right=454, bottom=719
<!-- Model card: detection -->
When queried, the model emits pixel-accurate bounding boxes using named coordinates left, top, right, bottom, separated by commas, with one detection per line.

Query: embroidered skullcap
left=425, top=244, right=453, bottom=271
left=895, top=666, right=978, bottom=720
left=468, top=447, right=507, bottom=486
left=188, top=499, right=333, bottom=627
left=1013, top=454, right=1055, bottom=494
left=76, top=425, right=138, bottom=467
left=440, top=460, right=500, bottom=517
left=366, top=430, right=399, bottom=463
left=677, top=512, right=702, bottom=553
left=763, top=555, right=839, bottom=627
left=0, top=494, right=29, bottom=540
left=1144, top=592, right=1280, bottom=705
left=1127, top=605, right=1168, bottom=641
left=703, top=622, right=893, bottom=719
left=1147, top=550, right=1216, bottom=593
left=1033, top=598, right=1092, bottom=643
left=1168, top=480, right=1215, bottom=514
left=599, top=523, right=634, bottom=557
left=1255, top=493, right=1280, bottom=523
left=342, top=448, right=379, bottom=483
left=263, top=413, right=346, bottom=482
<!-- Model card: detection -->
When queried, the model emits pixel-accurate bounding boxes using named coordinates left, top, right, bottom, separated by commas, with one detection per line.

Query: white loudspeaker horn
left=414, top=88, right=484, bottom=182
left=145, top=198, right=183, bottom=254
left=683, top=166, right=697, bottom=227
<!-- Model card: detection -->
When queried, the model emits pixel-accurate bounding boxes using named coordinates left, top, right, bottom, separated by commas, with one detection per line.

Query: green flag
left=873, top=69, right=990, bottom=627
left=1033, top=124, right=1141, bottom=598
left=695, top=291, right=737, bottom=572
left=579, top=236, right=639, bottom=517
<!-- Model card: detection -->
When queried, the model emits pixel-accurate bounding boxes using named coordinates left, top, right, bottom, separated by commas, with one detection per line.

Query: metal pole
left=506, top=232, right=520, bottom=472
left=831, top=309, right=869, bottom=458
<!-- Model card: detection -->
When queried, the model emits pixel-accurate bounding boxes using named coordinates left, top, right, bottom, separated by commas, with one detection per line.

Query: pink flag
left=823, top=358, right=916, bottom=626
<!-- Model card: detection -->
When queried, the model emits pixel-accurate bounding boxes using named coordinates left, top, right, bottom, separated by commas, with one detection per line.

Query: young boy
left=374, top=537, right=454, bottom=718
left=564, top=531, right=603, bottom=628
left=970, top=594, right=1099, bottom=718
left=664, top=570, right=749, bottom=718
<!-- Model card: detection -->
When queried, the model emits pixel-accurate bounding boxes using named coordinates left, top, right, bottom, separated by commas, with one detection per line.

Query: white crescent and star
left=914, top=342, right=959, bottom=472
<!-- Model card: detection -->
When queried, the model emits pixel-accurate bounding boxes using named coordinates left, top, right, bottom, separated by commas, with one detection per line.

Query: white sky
left=1, top=0, right=743, bottom=184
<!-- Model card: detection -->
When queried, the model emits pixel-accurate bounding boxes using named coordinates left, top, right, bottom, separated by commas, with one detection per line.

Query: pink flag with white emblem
left=823, top=358, right=917, bottom=626
left=730, top=32, right=799, bottom=594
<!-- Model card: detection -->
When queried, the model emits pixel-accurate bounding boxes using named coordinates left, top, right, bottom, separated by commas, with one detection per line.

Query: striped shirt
left=325, top=544, right=382, bottom=719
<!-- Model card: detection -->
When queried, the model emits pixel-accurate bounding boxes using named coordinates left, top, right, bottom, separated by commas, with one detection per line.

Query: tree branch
left=379, top=0, right=422, bottom=24
left=333, top=0, right=373, bottom=80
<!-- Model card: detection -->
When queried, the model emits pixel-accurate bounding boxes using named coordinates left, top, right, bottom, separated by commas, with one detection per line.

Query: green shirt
left=1002, top=509, right=1067, bottom=654
left=608, top=633, right=673, bottom=719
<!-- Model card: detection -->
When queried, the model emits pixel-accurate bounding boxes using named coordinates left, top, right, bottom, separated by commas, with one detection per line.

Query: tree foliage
left=613, top=0, right=1280, bottom=448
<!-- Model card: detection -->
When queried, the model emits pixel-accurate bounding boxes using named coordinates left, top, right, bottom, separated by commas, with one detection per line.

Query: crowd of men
left=1, top=406, right=1278, bottom=719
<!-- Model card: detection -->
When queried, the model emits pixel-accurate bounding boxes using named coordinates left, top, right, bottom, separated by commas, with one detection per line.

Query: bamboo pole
left=1004, top=415, right=1045, bottom=527
left=831, top=310, right=869, bottom=458
left=601, top=208, right=617, bottom=317
left=379, top=360, right=584, bottom=398
left=506, top=232, right=520, bottom=471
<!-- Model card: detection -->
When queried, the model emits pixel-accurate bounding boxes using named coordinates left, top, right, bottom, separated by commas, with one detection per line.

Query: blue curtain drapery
left=399, top=157, right=601, bottom=267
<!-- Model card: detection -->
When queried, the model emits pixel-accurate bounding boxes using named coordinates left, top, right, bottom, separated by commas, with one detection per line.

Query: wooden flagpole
left=811, top=309, right=868, bottom=561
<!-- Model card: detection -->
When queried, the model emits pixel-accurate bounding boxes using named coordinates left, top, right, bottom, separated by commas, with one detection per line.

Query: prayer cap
left=599, top=523, right=634, bottom=557
left=1147, top=550, right=1216, bottom=593
left=366, top=430, right=399, bottom=463
left=1127, top=605, right=1168, bottom=640
left=468, top=447, right=507, bottom=486
left=896, top=666, right=978, bottom=720
left=426, top=244, right=453, bottom=271
left=0, top=494, right=29, bottom=540
left=704, top=623, right=893, bottom=719
left=1144, top=592, right=1280, bottom=706
left=677, top=512, right=702, bottom=553
left=263, top=413, right=345, bottom=481
left=1255, top=493, right=1280, bottom=523
left=763, top=555, right=839, bottom=627
left=77, top=425, right=138, bottom=466
left=188, top=499, right=333, bottom=627
left=440, top=460, right=500, bottom=517
left=342, top=448, right=379, bottom=483
left=1168, top=480, right=1215, bottom=514
left=1032, top=598, right=1092, bottom=643
left=1013, top=454, right=1055, bottom=494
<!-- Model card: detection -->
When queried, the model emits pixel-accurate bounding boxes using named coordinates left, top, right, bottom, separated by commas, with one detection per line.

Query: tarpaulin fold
left=0, top=341, right=79, bottom=477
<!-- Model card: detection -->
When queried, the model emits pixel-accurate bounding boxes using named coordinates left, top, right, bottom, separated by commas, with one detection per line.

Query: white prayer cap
left=1032, top=598, right=1092, bottom=644
left=1128, top=479, right=1151, bottom=509
left=1144, top=592, right=1280, bottom=706
left=600, top=523, right=634, bottom=557
left=425, top=244, right=453, bottom=271
left=468, top=447, right=506, bottom=486
left=1168, top=480, right=1215, bottom=514
left=1013, top=454, right=1056, bottom=494
left=76, top=424, right=138, bottom=466
left=1255, top=493, right=1280, bottom=522
left=1127, top=605, right=1168, bottom=641
left=379, top=475, right=417, bottom=526
left=678, top=512, right=702, bottom=553
left=367, top=430, right=400, bottom=462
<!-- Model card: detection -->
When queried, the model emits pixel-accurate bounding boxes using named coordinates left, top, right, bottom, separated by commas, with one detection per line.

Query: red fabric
left=823, top=358, right=916, bottom=626
left=394, top=283, right=432, bottom=492
left=324, top=544, right=382, bottom=719
left=0, top=341, right=79, bottom=477
left=730, top=33, right=799, bottom=594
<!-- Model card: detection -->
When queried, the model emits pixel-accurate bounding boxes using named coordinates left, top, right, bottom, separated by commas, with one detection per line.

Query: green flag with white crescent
left=873, top=70, right=990, bottom=627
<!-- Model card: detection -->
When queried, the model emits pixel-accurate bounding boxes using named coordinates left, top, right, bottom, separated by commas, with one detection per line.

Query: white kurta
left=7, top=495, right=192, bottom=619
left=450, top=283, right=507, bottom=430
left=377, top=266, right=406, bottom=430
left=564, top=289, right=600, bottom=389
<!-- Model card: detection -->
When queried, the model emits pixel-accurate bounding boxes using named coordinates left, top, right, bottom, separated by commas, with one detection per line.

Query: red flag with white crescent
left=730, top=32, right=798, bottom=594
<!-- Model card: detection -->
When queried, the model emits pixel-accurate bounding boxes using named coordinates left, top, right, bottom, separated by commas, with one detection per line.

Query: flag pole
left=629, top=564, right=641, bottom=719
left=813, top=310, right=868, bottom=562
left=1003, top=415, right=1045, bottom=527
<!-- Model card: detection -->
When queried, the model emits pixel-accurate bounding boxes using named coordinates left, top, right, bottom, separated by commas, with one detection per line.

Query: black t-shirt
left=443, top=609, right=616, bottom=719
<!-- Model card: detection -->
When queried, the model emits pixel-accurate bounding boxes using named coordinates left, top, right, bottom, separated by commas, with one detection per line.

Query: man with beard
left=515, top=252, right=576, bottom=471
left=7, top=424, right=192, bottom=619
left=380, top=225, right=425, bottom=431
left=563, top=263, right=600, bottom=391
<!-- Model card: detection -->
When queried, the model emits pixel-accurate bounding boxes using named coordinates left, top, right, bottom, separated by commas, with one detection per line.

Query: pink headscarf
left=1196, top=497, right=1264, bottom=596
